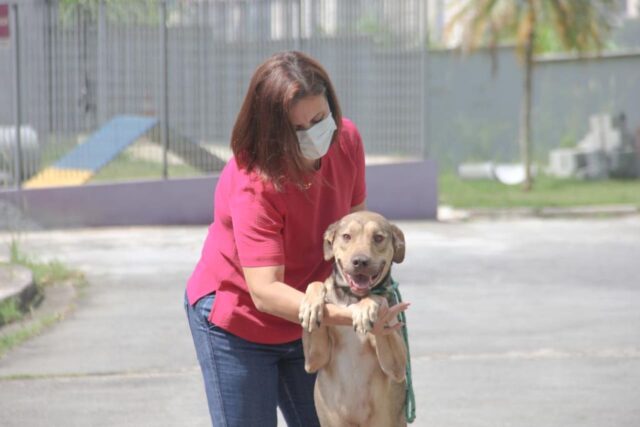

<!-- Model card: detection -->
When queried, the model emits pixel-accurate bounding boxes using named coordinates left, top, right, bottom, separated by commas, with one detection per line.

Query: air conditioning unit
left=578, top=148, right=609, bottom=180
left=548, top=149, right=585, bottom=178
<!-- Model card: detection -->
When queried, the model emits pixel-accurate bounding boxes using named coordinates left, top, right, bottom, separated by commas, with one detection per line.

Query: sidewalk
left=1, top=217, right=639, bottom=426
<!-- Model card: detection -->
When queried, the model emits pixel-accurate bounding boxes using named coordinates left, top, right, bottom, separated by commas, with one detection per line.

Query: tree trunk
left=520, top=18, right=535, bottom=191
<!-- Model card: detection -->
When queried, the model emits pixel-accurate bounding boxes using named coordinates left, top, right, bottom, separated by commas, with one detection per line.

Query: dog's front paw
left=299, top=281, right=326, bottom=333
left=350, top=297, right=386, bottom=335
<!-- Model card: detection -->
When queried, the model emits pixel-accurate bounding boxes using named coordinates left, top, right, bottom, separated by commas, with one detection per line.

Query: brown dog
left=299, top=211, right=408, bottom=427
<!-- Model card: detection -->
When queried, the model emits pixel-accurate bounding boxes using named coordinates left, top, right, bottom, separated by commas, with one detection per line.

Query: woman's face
left=289, top=94, right=330, bottom=132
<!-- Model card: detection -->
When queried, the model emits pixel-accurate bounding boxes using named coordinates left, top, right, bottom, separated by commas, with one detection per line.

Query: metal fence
left=3, top=1, right=638, bottom=191
left=1, top=0, right=428, bottom=189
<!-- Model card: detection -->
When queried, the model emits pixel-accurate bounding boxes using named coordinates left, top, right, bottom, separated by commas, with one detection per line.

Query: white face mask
left=296, top=113, right=337, bottom=160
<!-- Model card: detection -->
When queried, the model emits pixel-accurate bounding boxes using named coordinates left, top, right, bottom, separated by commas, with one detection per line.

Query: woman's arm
left=244, top=200, right=367, bottom=326
left=350, top=201, right=366, bottom=213
left=243, top=265, right=353, bottom=326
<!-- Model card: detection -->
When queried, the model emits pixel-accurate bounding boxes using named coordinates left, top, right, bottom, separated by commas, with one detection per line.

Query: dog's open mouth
left=344, top=268, right=384, bottom=296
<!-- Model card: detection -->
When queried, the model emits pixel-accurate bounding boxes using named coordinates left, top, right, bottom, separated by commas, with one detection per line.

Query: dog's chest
left=321, top=326, right=380, bottom=415
left=331, top=325, right=376, bottom=365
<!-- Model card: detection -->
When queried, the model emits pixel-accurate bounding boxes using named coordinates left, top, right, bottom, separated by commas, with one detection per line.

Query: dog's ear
left=323, top=220, right=340, bottom=261
left=390, top=223, right=405, bottom=263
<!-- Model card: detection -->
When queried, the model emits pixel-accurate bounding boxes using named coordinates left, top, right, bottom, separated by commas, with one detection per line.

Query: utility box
left=548, top=113, right=638, bottom=180
left=578, top=148, right=609, bottom=180
left=548, top=149, right=585, bottom=178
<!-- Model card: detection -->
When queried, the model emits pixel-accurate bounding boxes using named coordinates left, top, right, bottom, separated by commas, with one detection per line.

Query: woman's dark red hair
left=231, top=51, right=342, bottom=189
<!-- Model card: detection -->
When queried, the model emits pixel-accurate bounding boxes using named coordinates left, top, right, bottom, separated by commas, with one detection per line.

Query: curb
left=0, top=264, right=38, bottom=319
left=536, top=205, right=640, bottom=218
left=438, top=205, right=640, bottom=221
left=0, top=265, right=81, bottom=357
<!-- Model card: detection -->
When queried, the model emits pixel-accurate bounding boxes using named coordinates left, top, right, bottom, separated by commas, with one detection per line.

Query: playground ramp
left=25, top=115, right=225, bottom=189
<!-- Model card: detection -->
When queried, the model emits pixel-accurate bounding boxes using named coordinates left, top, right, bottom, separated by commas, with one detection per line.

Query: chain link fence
left=1, top=0, right=429, bottom=189
left=3, top=1, right=638, bottom=192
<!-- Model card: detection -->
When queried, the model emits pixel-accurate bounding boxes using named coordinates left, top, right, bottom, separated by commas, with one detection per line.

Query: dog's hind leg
left=371, top=329, right=407, bottom=383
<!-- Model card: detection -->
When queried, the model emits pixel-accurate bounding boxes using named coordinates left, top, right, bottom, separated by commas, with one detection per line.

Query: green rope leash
left=374, top=278, right=416, bottom=423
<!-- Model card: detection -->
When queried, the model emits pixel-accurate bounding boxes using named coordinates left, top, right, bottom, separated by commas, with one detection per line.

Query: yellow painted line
left=23, top=168, right=93, bottom=189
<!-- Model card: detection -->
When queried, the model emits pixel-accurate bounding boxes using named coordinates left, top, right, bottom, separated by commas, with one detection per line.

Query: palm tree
left=447, top=0, right=617, bottom=190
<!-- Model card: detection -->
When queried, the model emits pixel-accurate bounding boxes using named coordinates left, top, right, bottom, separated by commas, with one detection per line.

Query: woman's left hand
left=371, top=301, right=410, bottom=336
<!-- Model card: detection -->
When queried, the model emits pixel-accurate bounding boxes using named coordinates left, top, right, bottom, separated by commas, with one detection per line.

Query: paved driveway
left=1, top=217, right=639, bottom=426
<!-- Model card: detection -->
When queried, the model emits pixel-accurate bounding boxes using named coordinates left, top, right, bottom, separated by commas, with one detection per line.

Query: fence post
left=296, top=0, right=303, bottom=51
left=97, top=0, right=106, bottom=125
left=160, top=0, right=169, bottom=180
left=46, top=0, right=54, bottom=136
left=420, top=0, right=429, bottom=160
left=11, top=3, right=23, bottom=189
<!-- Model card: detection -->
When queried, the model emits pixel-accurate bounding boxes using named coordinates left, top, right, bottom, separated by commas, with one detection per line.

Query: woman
left=184, top=51, right=401, bottom=427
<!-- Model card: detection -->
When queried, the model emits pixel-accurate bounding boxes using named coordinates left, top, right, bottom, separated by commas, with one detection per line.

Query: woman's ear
left=390, top=223, right=405, bottom=264
left=323, top=221, right=340, bottom=261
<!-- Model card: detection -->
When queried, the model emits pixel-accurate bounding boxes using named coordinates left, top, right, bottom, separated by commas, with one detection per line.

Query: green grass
left=91, top=153, right=202, bottom=182
left=41, top=139, right=77, bottom=167
left=0, top=314, right=59, bottom=358
left=41, top=139, right=203, bottom=183
left=34, top=137, right=640, bottom=209
left=10, top=240, right=85, bottom=290
left=439, top=173, right=640, bottom=209
left=0, top=240, right=87, bottom=356
left=0, top=298, right=21, bottom=326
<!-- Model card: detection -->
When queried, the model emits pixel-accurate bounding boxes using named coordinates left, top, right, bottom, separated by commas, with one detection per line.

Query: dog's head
left=324, top=211, right=405, bottom=297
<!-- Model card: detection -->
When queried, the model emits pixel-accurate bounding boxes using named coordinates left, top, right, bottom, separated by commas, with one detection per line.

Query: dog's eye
left=342, top=233, right=351, bottom=242
left=373, top=234, right=385, bottom=243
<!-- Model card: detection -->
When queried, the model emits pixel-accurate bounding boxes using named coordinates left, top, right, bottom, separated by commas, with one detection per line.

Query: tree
left=447, top=0, right=617, bottom=190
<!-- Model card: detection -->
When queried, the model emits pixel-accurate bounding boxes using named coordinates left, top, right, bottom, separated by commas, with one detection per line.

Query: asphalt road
left=0, top=216, right=639, bottom=427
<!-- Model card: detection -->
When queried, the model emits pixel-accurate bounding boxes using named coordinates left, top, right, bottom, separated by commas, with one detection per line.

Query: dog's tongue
left=348, top=274, right=372, bottom=294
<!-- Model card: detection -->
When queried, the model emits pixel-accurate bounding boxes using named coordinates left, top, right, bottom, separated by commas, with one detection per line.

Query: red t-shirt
left=186, top=118, right=366, bottom=344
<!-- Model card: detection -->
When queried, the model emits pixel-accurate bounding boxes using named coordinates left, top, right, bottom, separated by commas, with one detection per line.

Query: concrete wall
left=0, top=160, right=438, bottom=228
left=426, top=47, right=640, bottom=169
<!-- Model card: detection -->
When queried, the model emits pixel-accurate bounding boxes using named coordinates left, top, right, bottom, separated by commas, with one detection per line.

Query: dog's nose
left=351, top=255, right=370, bottom=268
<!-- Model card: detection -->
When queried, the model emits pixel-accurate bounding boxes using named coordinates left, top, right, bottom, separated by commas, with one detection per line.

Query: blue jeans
left=185, top=292, right=320, bottom=427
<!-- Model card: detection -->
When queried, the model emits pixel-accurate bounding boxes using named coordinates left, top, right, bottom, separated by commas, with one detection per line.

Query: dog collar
left=370, top=272, right=393, bottom=296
